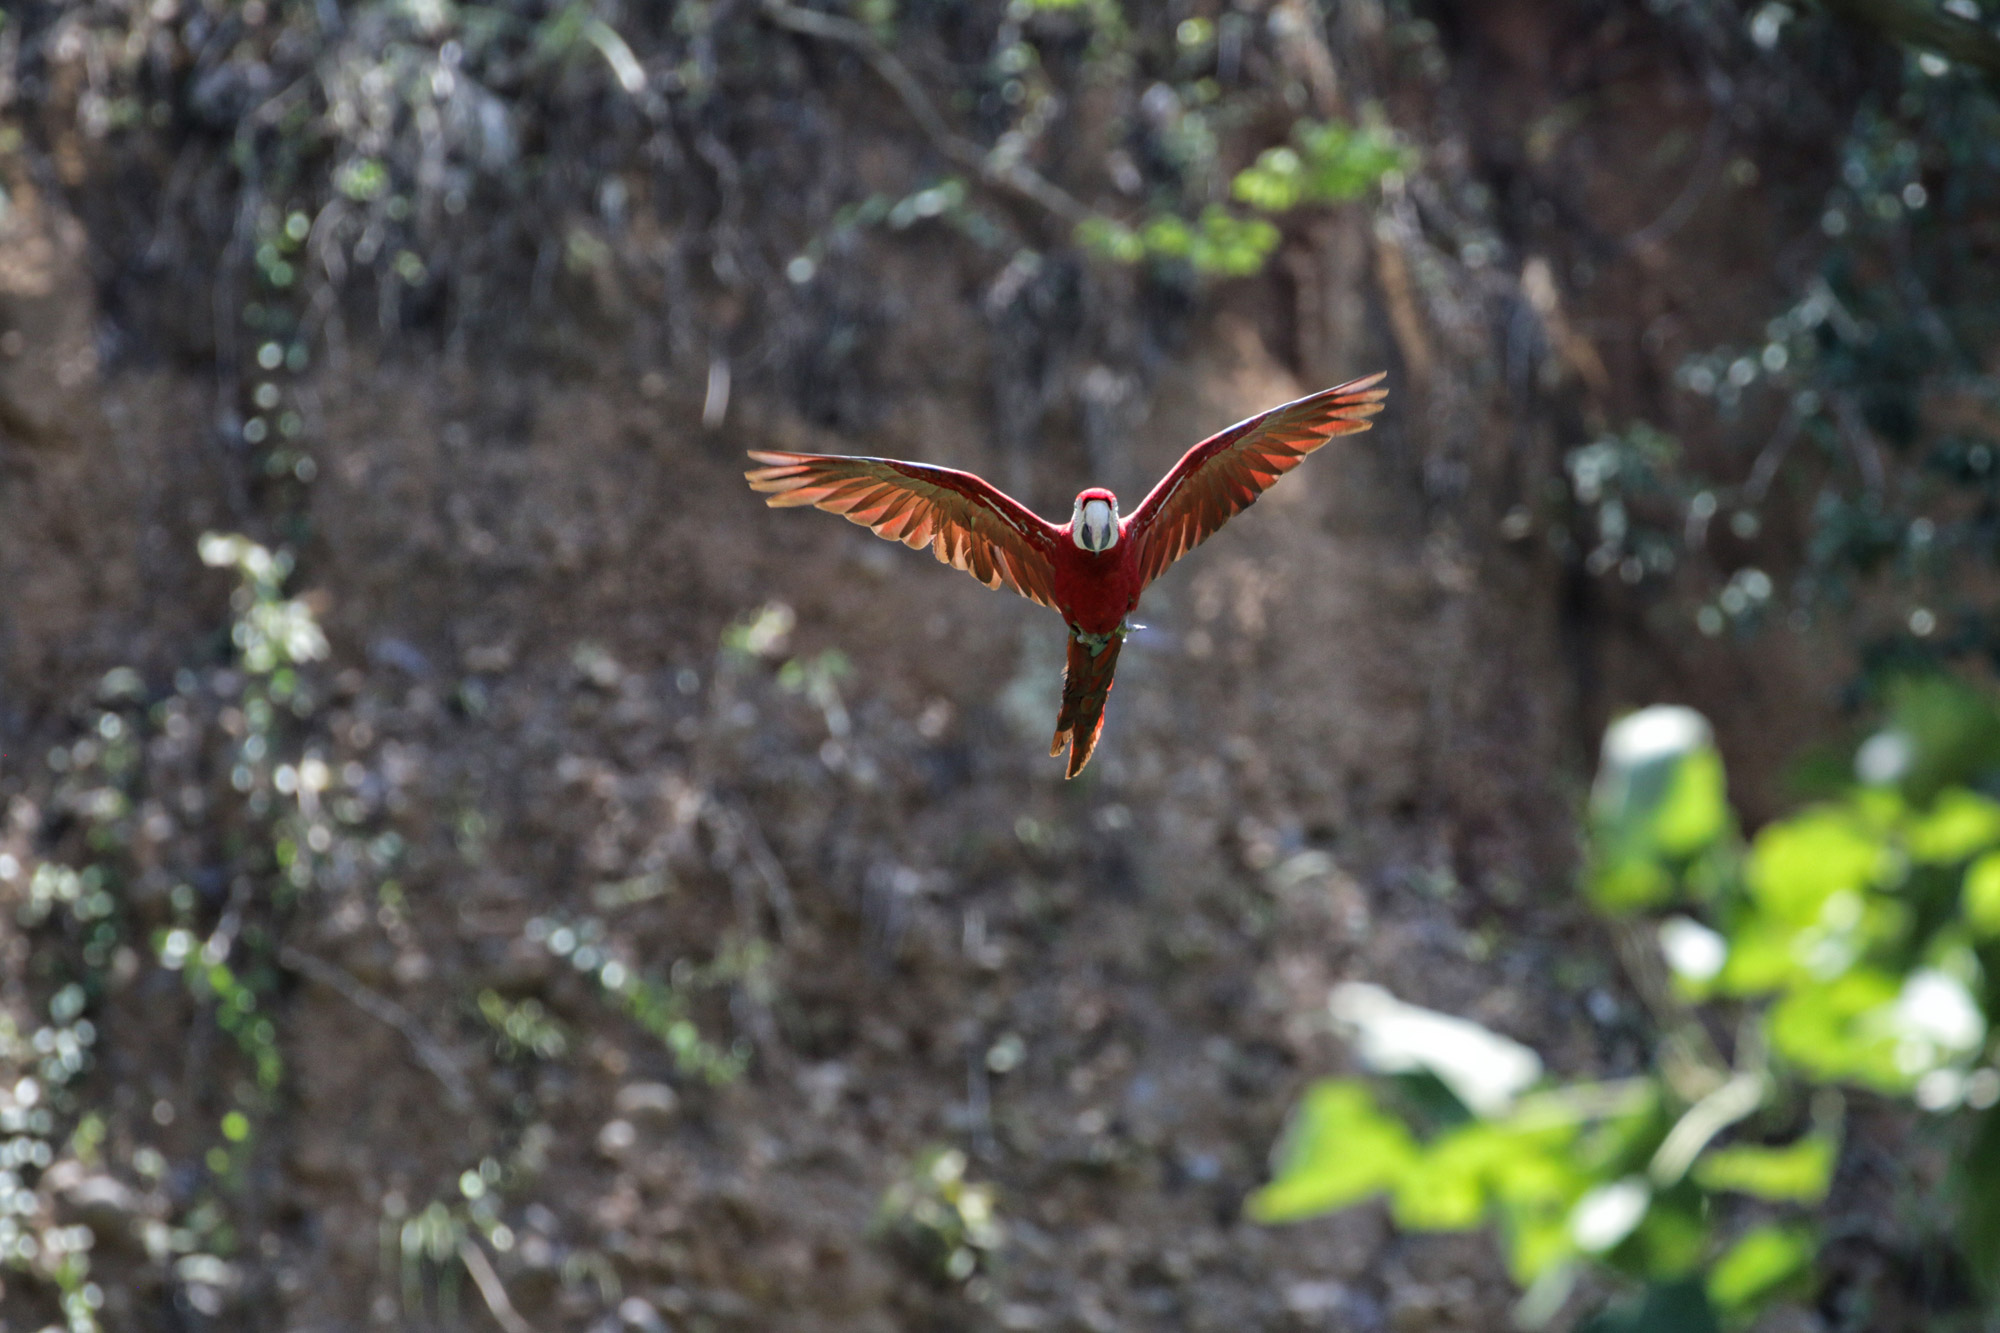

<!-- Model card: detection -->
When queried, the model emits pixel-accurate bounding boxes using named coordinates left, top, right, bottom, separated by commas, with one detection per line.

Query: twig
left=457, top=1237, right=534, bottom=1333
left=279, top=945, right=476, bottom=1114
left=1610, top=919, right=1729, bottom=1102
left=1650, top=1069, right=1770, bottom=1186
left=1626, top=112, right=1730, bottom=254
left=724, top=798, right=802, bottom=942
left=1743, top=394, right=1809, bottom=505
left=758, top=0, right=1090, bottom=226
left=1832, top=391, right=1888, bottom=495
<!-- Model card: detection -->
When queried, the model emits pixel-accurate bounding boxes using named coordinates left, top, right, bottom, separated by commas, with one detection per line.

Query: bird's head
left=1070, top=488, right=1121, bottom=553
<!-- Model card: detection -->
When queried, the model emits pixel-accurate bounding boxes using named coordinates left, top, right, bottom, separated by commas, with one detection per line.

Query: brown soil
left=0, top=3, right=1887, bottom=1329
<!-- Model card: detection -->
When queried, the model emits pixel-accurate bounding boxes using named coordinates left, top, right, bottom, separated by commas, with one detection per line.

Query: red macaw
left=745, top=373, right=1387, bottom=777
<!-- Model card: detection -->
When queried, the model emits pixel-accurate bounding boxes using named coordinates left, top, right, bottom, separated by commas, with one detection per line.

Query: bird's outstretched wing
left=745, top=451, right=1063, bottom=609
left=1125, top=373, right=1387, bottom=592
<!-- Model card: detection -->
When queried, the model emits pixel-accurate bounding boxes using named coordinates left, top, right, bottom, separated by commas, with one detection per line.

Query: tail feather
left=1050, top=632, right=1123, bottom=779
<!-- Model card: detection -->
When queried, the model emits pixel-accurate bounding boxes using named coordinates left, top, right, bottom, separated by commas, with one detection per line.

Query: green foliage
left=1706, top=1224, right=1815, bottom=1315
left=1079, top=113, right=1403, bottom=279
left=1258, top=685, right=2000, bottom=1325
left=1230, top=119, right=1409, bottom=212
left=476, top=991, right=570, bottom=1062
left=1568, top=52, right=2000, bottom=673
left=1247, top=1080, right=1417, bottom=1221
left=0, top=533, right=412, bottom=1322
left=1690, top=1136, right=1834, bottom=1203
left=382, top=1156, right=525, bottom=1328
left=1587, top=707, right=1733, bottom=912
left=1076, top=206, right=1279, bottom=277
left=875, top=1148, right=1005, bottom=1283
left=525, top=914, right=751, bottom=1085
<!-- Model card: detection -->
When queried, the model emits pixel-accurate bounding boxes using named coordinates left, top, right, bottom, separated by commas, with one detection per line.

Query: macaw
left=745, top=372, right=1387, bottom=777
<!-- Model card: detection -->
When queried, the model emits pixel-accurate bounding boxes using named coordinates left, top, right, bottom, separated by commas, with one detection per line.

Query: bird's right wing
left=745, top=451, right=1063, bottom=609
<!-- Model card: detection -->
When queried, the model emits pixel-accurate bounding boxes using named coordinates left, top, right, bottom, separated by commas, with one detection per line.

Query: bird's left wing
left=1124, top=373, right=1387, bottom=592
left=745, top=451, right=1063, bottom=609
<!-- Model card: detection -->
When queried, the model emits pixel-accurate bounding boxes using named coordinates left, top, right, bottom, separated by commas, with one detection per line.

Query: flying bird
left=745, top=373, right=1387, bottom=778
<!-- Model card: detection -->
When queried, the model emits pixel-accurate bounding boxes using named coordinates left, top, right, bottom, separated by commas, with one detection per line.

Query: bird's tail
left=1050, top=631, right=1124, bottom=779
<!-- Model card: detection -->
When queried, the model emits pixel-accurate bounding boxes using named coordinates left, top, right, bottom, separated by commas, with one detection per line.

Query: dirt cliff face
left=0, top=2, right=1877, bottom=1328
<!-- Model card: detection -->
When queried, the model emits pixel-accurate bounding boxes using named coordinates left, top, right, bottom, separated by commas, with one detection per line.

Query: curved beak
left=1073, top=497, right=1120, bottom=552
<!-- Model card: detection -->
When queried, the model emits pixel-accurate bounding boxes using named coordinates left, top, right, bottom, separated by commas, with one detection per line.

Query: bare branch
left=759, top=0, right=1091, bottom=226
left=279, top=946, right=476, bottom=1114
left=457, top=1238, right=535, bottom=1333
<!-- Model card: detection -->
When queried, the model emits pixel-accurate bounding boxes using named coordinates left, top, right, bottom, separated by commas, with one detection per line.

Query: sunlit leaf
left=1395, top=1117, right=1583, bottom=1240
left=1706, top=1224, right=1816, bottom=1314
left=1231, top=145, right=1304, bottom=211
left=1717, top=916, right=1797, bottom=995
left=1962, top=851, right=2000, bottom=936
left=1905, top=789, right=2000, bottom=864
left=1139, top=214, right=1194, bottom=260
left=1652, top=748, right=1729, bottom=857
left=1248, top=1080, right=1417, bottom=1222
left=1767, top=969, right=1905, bottom=1090
left=1589, top=708, right=1731, bottom=911
left=1187, top=207, right=1278, bottom=277
left=1592, top=854, right=1675, bottom=913
left=1508, top=1209, right=1583, bottom=1287
left=1392, top=1126, right=1500, bottom=1229
left=1230, top=119, right=1406, bottom=214
left=1691, top=1135, right=1835, bottom=1203
left=1747, top=811, right=1884, bottom=926
left=1594, top=708, right=1714, bottom=837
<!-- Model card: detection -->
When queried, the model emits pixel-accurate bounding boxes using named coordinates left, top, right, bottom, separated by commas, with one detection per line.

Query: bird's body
left=1050, top=531, right=1136, bottom=638
left=745, top=373, right=1387, bottom=777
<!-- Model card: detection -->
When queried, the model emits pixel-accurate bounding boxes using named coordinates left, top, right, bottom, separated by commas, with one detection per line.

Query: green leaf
left=1965, top=850, right=2000, bottom=936
left=1767, top=969, right=1905, bottom=1090
left=1652, top=748, right=1730, bottom=857
left=1747, top=811, right=1884, bottom=926
left=1691, top=1135, right=1835, bottom=1203
left=1392, top=1130, right=1495, bottom=1229
left=1394, top=1117, right=1584, bottom=1237
left=1187, top=207, right=1279, bottom=276
left=1591, top=853, right=1676, bottom=913
left=1906, top=789, right=2000, bottom=864
left=1294, top=119, right=1407, bottom=203
left=1588, top=708, right=1732, bottom=912
left=1717, top=916, right=1800, bottom=995
left=1885, top=675, right=2000, bottom=803
left=1231, top=145, right=1304, bottom=211
left=1074, top=216, right=1144, bottom=264
left=1706, top=1224, right=1816, bottom=1314
left=1248, top=1080, right=1417, bottom=1222
left=1229, top=119, right=1406, bottom=215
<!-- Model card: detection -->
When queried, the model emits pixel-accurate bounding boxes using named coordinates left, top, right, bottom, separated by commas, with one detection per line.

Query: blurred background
left=3, top=1, right=2000, bottom=1329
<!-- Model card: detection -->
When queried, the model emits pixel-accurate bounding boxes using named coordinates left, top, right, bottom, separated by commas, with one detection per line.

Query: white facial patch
left=1072, top=496, right=1120, bottom=552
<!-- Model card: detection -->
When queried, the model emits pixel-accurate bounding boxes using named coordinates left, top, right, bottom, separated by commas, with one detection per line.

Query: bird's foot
left=1070, top=623, right=1133, bottom=658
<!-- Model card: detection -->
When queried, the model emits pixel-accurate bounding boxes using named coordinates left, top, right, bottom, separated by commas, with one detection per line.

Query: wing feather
left=746, top=450, right=1062, bottom=608
left=1126, top=373, right=1387, bottom=591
